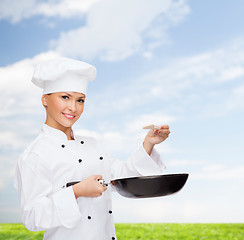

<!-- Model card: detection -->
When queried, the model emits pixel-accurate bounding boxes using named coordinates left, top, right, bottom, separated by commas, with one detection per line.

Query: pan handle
left=66, top=179, right=108, bottom=188
left=66, top=181, right=80, bottom=187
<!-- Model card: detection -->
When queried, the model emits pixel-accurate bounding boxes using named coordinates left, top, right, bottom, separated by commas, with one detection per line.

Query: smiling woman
left=14, top=57, right=170, bottom=240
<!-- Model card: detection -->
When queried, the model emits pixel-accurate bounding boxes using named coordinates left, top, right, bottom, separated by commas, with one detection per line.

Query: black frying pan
left=110, top=173, right=188, bottom=198
left=67, top=173, right=189, bottom=198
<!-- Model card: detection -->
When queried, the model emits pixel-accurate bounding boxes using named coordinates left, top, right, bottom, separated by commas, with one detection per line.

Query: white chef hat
left=32, top=57, right=96, bottom=95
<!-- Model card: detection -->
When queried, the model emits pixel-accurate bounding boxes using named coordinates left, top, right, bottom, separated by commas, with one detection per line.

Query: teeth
left=63, top=113, right=75, bottom=119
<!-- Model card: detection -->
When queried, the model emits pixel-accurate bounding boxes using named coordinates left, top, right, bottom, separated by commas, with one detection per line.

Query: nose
left=68, top=100, right=76, bottom=112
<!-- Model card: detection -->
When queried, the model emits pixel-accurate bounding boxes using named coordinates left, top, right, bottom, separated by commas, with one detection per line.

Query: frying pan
left=66, top=173, right=188, bottom=198
left=110, top=173, right=188, bottom=198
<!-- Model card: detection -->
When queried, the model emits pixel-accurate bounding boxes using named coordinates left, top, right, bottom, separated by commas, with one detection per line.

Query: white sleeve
left=14, top=152, right=82, bottom=231
left=110, top=144, right=166, bottom=180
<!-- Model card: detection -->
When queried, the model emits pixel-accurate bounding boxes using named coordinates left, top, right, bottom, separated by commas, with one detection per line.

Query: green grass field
left=0, top=223, right=243, bottom=240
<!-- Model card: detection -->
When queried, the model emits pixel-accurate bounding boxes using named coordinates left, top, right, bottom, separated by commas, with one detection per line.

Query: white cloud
left=192, top=165, right=244, bottom=181
left=218, top=66, right=244, bottom=82
left=52, top=0, right=190, bottom=61
left=225, top=83, right=244, bottom=111
left=0, top=51, right=60, bottom=92
left=78, top=38, right=244, bottom=123
left=124, top=39, right=244, bottom=119
left=75, top=116, right=173, bottom=159
left=112, top=194, right=244, bottom=223
left=0, top=132, right=25, bottom=151
left=0, top=155, right=16, bottom=189
left=0, top=0, right=190, bottom=61
left=113, top=197, right=189, bottom=223
left=166, top=157, right=244, bottom=181
left=0, top=0, right=100, bottom=23
left=167, top=159, right=206, bottom=167
left=0, top=0, right=36, bottom=23
left=124, top=113, right=175, bottom=132
left=136, top=48, right=244, bottom=98
left=0, top=51, right=61, bottom=116
left=34, top=0, right=100, bottom=18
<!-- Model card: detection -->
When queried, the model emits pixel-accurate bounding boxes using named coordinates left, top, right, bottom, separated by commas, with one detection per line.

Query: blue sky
left=0, top=0, right=244, bottom=223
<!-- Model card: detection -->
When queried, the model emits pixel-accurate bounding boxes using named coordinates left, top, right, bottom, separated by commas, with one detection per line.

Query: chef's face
left=42, top=92, right=85, bottom=131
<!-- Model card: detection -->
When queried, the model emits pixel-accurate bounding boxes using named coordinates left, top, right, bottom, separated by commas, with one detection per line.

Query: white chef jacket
left=14, top=124, right=165, bottom=240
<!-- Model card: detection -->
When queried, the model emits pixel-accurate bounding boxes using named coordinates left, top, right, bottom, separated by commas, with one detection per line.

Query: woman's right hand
left=72, top=175, right=107, bottom=199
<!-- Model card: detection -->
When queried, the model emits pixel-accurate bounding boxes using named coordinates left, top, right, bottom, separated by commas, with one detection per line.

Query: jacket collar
left=41, top=124, right=75, bottom=141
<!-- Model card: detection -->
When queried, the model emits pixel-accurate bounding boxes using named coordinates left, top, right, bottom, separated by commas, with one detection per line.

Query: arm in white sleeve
left=110, top=144, right=166, bottom=180
left=15, top=152, right=81, bottom=231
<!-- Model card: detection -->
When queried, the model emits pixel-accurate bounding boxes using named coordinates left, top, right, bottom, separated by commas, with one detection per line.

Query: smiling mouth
left=63, top=113, right=76, bottom=119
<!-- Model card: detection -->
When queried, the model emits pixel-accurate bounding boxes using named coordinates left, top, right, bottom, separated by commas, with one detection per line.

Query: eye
left=62, top=95, right=69, bottom=100
left=77, top=99, right=85, bottom=103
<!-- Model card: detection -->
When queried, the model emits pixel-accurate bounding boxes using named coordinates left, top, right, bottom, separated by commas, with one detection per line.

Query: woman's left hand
left=143, top=125, right=170, bottom=155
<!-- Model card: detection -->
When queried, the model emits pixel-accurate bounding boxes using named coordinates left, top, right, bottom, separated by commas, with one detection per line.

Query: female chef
left=14, top=57, right=170, bottom=240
